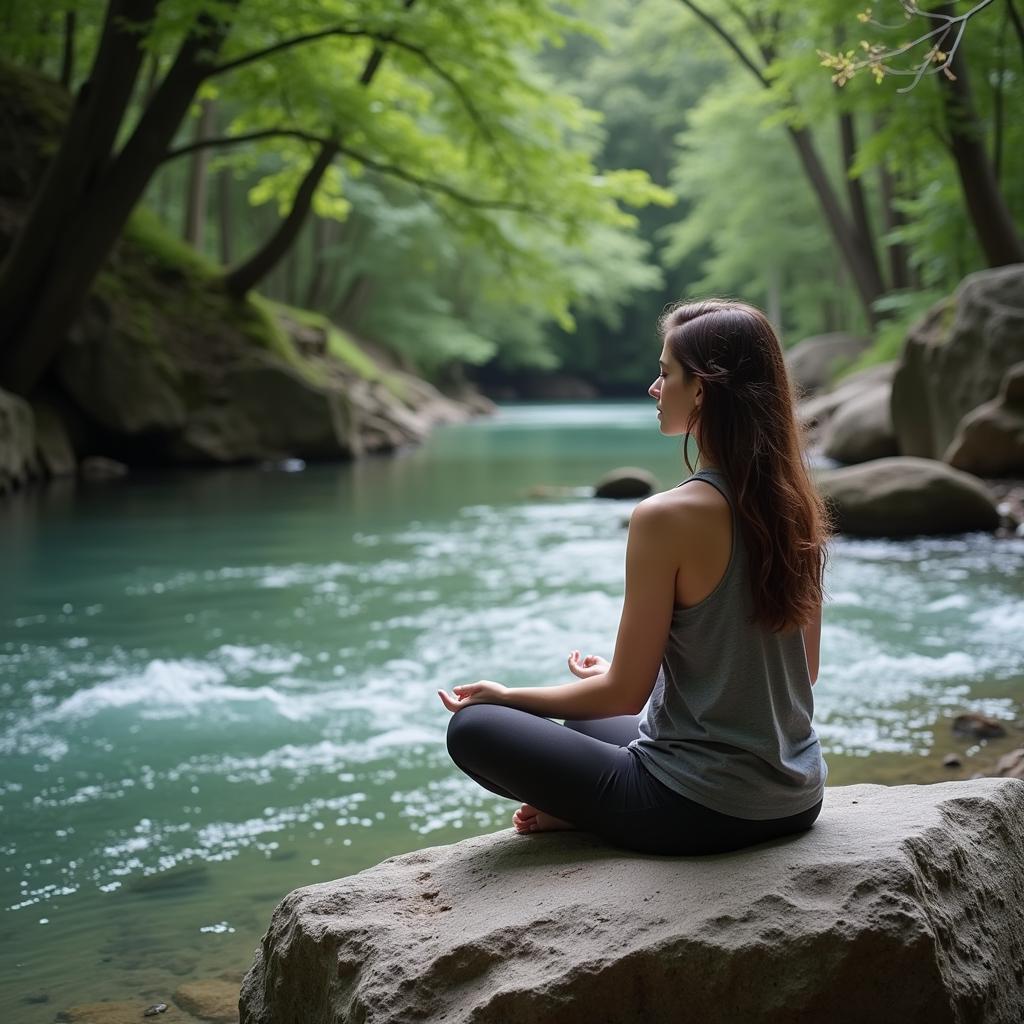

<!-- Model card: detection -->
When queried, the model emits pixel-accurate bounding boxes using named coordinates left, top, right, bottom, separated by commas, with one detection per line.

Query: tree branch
left=676, top=0, right=769, bottom=87
left=163, top=128, right=536, bottom=213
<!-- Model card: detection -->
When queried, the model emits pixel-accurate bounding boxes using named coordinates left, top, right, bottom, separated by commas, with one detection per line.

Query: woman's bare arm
left=803, top=603, right=822, bottom=685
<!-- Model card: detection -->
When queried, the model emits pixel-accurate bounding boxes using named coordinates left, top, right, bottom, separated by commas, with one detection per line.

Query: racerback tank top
left=627, top=467, right=828, bottom=820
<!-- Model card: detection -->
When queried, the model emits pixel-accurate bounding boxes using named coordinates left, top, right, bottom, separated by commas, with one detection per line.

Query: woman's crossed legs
left=445, top=703, right=821, bottom=856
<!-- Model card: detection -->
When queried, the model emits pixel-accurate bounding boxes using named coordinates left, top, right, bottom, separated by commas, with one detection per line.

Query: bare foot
left=512, top=802, right=577, bottom=834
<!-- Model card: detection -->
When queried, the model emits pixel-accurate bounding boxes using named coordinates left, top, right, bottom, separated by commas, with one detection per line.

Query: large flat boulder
left=892, top=265, right=1024, bottom=460
left=816, top=456, right=1000, bottom=537
left=240, top=778, right=1024, bottom=1024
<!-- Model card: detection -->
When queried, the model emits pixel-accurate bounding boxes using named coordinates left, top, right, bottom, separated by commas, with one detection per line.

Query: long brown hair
left=660, top=298, right=831, bottom=633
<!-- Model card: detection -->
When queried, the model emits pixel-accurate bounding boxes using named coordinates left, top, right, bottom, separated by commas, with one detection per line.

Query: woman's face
left=648, top=343, right=701, bottom=437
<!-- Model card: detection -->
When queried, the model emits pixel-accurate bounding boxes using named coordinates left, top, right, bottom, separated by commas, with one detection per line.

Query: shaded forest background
left=1, top=0, right=1022, bottom=398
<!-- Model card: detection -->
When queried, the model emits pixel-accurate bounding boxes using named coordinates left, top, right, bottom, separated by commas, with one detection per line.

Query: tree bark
left=218, top=162, right=234, bottom=266
left=837, top=109, right=881, bottom=291
left=933, top=2, right=1024, bottom=265
left=60, top=11, right=76, bottom=89
left=184, top=98, right=217, bottom=249
left=0, top=0, right=240, bottom=396
left=224, top=141, right=340, bottom=299
left=873, top=115, right=912, bottom=291
left=305, top=215, right=333, bottom=309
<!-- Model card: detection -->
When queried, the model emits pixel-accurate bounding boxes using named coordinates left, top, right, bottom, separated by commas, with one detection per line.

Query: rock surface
left=821, top=380, right=899, bottom=465
left=240, top=779, right=1024, bottom=1024
left=892, top=264, right=1024, bottom=460
left=944, top=361, right=1024, bottom=477
left=816, top=456, right=1001, bottom=537
left=784, top=332, right=872, bottom=397
left=0, top=386, right=37, bottom=495
left=173, top=978, right=240, bottom=1023
left=593, top=466, right=659, bottom=499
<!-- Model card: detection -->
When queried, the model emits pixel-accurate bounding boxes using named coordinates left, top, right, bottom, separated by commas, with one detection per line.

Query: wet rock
left=241, top=779, right=1024, bottom=1024
left=0, top=386, right=38, bottom=496
left=942, top=753, right=962, bottom=768
left=892, top=265, right=1024, bottom=460
left=945, top=362, right=1024, bottom=477
left=785, top=332, right=872, bottom=397
left=952, top=713, right=1007, bottom=740
left=144, top=1003, right=168, bottom=1016
left=79, top=455, right=128, bottom=481
left=816, top=457, right=1000, bottom=537
left=821, top=381, right=899, bottom=465
left=31, top=399, right=76, bottom=477
left=994, top=749, right=1024, bottom=780
left=798, top=361, right=896, bottom=440
left=21, top=990, right=49, bottom=1004
left=594, top=466, right=658, bottom=499
left=174, top=979, right=240, bottom=1023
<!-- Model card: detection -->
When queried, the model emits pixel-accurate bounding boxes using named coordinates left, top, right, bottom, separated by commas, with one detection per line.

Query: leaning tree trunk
left=184, top=98, right=217, bottom=249
left=933, top=2, right=1024, bottom=266
left=0, top=0, right=240, bottom=397
left=220, top=1, right=414, bottom=300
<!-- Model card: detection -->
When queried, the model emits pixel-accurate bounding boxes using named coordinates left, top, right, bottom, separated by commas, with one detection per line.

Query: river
left=2, top=400, right=1022, bottom=1020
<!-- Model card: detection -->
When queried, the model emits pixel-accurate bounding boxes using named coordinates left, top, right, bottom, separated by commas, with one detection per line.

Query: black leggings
left=446, top=703, right=822, bottom=856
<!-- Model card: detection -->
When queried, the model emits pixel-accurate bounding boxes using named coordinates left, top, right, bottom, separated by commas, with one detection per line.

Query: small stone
left=952, top=713, right=1007, bottom=740
left=942, top=753, right=962, bottom=768
left=143, top=1004, right=167, bottom=1016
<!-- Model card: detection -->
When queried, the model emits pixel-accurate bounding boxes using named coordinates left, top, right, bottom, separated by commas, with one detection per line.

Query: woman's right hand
left=568, top=649, right=610, bottom=679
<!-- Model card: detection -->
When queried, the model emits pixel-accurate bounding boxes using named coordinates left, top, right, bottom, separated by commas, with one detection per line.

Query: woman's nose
left=648, top=381, right=660, bottom=398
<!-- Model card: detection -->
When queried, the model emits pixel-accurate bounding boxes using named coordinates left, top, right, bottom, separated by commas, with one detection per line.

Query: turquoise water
left=2, top=401, right=1023, bottom=1020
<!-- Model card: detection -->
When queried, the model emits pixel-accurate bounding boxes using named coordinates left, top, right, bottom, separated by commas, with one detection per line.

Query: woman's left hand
left=437, top=680, right=509, bottom=713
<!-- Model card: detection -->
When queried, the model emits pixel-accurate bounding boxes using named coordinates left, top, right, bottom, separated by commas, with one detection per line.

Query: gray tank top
left=627, top=467, right=827, bottom=820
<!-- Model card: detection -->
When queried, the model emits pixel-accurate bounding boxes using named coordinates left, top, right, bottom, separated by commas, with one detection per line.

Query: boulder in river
left=821, top=380, right=899, bottom=465
left=891, top=264, right=1024, bottom=460
left=0, top=386, right=38, bottom=495
left=798, top=360, right=896, bottom=441
left=944, top=361, right=1024, bottom=477
left=239, top=778, right=1024, bottom=1024
left=173, top=978, right=240, bottom=1023
left=784, top=332, right=872, bottom=397
left=816, top=456, right=1001, bottom=537
left=593, top=466, right=659, bottom=499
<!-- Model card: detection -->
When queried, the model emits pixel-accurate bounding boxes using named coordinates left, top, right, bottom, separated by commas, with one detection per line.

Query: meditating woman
left=437, top=298, right=830, bottom=856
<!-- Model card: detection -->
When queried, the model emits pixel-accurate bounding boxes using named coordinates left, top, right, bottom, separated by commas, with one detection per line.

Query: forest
left=1, top=0, right=1019, bottom=410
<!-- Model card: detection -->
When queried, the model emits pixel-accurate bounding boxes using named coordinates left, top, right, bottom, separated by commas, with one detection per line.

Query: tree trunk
left=218, top=162, right=234, bottom=266
left=0, top=0, right=241, bottom=396
left=60, top=11, right=76, bottom=89
left=873, top=115, right=911, bottom=291
left=786, top=124, right=886, bottom=326
left=224, top=141, right=339, bottom=300
left=933, top=2, right=1024, bottom=266
left=219, top=1, right=413, bottom=300
left=305, top=215, right=333, bottom=309
left=837, top=108, right=881, bottom=291
left=183, top=98, right=216, bottom=250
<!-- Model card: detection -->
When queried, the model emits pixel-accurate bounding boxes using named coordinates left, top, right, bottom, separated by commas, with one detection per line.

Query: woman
left=437, top=298, right=830, bottom=856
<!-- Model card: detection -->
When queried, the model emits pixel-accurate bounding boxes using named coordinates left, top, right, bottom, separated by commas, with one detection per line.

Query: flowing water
left=1, top=401, right=1022, bottom=1020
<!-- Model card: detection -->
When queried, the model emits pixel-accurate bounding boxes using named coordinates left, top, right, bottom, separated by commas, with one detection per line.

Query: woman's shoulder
left=631, top=479, right=731, bottom=542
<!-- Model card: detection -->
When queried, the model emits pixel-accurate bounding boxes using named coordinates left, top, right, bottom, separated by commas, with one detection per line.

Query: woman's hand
left=437, top=680, right=509, bottom=713
left=568, top=649, right=610, bottom=679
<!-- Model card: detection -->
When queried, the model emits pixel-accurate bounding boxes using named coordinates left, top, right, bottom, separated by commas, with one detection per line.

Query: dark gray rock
left=31, top=400, right=76, bottom=477
left=822, top=381, right=899, bottom=464
left=785, top=332, right=872, bottom=397
left=816, top=456, right=1000, bottom=537
left=0, top=387, right=37, bottom=495
left=594, top=466, right=659, bottom=499
left=240, top=779, right=1024, bottom=1024
left=945, top=362, right=1024, bottom=477
left=892, top=265, right=1024, bottom=460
